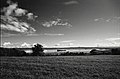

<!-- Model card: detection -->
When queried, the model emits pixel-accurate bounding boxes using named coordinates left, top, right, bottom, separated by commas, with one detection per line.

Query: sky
left=0, top=0, right=120, bottom=48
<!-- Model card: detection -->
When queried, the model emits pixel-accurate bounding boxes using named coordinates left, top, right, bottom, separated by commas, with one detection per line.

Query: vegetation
left=90, top=48, right=120, bottom=55
left=32, top=44, right=44, bottom=56
left=0, top=44, right=120, bottom=56
left=60, top=52, right=85, bottom=56
left=0, top=55, right=120, bottom=79
left=111, top=48, right=120, bottom=55
left=0, top=43, right=45, bottom=56
left=0, top=47, right=26, bottom=56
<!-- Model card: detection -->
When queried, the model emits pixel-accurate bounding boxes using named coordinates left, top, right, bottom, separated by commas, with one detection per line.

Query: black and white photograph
left=0, top=0, right=120, bottom=79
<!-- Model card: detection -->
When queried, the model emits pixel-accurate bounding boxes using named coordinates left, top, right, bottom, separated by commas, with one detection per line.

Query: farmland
left=0, top=55, right=120, bottom=79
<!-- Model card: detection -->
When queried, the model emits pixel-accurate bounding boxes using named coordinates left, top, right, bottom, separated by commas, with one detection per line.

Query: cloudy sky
left=0, top=0, right=120, bottom=47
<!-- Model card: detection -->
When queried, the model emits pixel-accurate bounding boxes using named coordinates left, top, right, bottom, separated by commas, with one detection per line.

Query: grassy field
left=0, top=55, right=120, bottom=79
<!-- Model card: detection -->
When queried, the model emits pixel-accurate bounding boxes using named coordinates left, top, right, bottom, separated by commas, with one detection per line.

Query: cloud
left=3, top=0, right=18, bottom=16
left=27, top=13, right=38, bottom=20
left=54, top=43, right=77, bottom=48
left=2, top=42, right=16, bottom=48
left=1, top=32, right=64, bottom=37
left=41, top=44, right=48, bottom=47
left=105, top=38, right=120, bottom=41
left=60, top=40, right=75, bottom=43
left=1, top=32, right=17, bottom=37
left=64, top=0, right=79, bottom=5
left=44, top=33, right=64, bottom=36
left=94, top=17, right=120, bottom=22
left=105, top=17, right=120, bottom=22
left=0, top=0, right=37, bottom=35
left=25, top=33, right=40, bottom=36
left=42, top=18, right=72, bottom=28
left=3, top=42, right=11, bottom=46
left=25, top=33, right=64, bottom=36
left=114, top=17, right=120, bottom=20
left=96, top=38, right=120, bottom=47
left=68, top=43, right=74, bottom=46
left=1, top=21, right=36, bottom=33
left=2, top=42, right=49, bottom=48
left=54, top=40, right=76, bottom=47
left=21, top=42, right=31, bottom=48
left=94, top=18, right=104, bottom=22
left=1, top=32, right=37, bottom=37
left=15, top=8, right=27, bottom=16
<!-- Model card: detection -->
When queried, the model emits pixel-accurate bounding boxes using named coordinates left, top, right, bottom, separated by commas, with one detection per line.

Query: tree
left=111, top=48, right=120, bottom=55
left=32, top=44, right=44, bottom=56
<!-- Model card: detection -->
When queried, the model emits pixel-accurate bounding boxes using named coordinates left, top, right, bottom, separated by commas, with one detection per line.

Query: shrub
left=0, top=47, right=26, bottom=56
left=111, top=48, right=120, bottom=55
left=60, top=51, right=85, bottom=56
left=32, top=44, right=44, bottom=56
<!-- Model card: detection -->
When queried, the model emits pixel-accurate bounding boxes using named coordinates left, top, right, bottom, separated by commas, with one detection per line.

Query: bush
left=90, top=49, right=108, bottom=55
left=32, top=44, right=44, bottom=56
left=0, top=47, right=26, bottom=56
left=111, top=48, right=120, bottom=55
left=90, top=48, right=120, bottom=55
left=60, top=51, right=85, bottom=56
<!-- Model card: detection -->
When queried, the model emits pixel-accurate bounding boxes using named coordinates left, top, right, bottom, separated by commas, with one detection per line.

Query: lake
left=24, top=48, right=92, bottom=53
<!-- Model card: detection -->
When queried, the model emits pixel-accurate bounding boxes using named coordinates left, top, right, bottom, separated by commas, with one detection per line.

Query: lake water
left=24, top=49, right=92, bottom=53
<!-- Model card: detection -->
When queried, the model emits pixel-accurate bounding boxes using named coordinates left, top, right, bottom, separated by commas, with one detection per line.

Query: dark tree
left=111, top=48, right=120, bottom=55
left=32, top=44, right=44, bottom=56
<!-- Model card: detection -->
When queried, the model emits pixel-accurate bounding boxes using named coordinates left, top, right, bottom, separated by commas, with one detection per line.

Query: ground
left=0, top=55, right=120, bottom=79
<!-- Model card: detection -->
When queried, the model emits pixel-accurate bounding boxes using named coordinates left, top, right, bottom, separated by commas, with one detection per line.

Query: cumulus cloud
left=42, top=18, right=72, bottom=28
left=2, top=42, right=33, bottom=48
left=0, top=0, right=37, bottom=35
left=21, top=42, right=31, bottom=48
left=15, top=8, right=27, bottom=16
left=3, top=42, right=11, bottom=46
left=64, top=0, right=79, bottom=5
left=27, top=13, right=38, bottom=20
left=2, top=42, right=16, bottom=48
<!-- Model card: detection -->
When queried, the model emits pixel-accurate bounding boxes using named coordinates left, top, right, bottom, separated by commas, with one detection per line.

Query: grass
left=0, top=55, right=120, bottom=79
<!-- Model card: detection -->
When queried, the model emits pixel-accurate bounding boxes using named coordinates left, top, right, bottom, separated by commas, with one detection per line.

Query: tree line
left=0, top=44, right=44, bottom=56
left=0, top=43, right=120, bottom=56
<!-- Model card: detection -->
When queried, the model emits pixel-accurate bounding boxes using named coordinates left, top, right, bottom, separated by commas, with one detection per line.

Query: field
left=0, top=55, right=120, bottom=79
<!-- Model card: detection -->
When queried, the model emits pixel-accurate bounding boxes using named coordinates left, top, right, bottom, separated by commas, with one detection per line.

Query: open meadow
left=0, top=55, right=120, bottom=79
